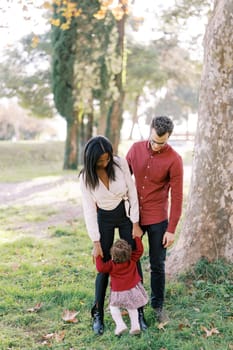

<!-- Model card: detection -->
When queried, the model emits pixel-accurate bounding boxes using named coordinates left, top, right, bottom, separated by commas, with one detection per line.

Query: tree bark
left=128, top=94, right=140, bottom=140
left=166, top=0, right=233, bottom=276
left=63, top=116, right=79, bottom=169
left=106, top=12, right=126, bottom=153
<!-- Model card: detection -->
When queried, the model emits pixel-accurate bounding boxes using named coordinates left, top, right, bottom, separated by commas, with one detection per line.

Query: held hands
left=132, top=222, right=143, bottom=238
left=92, top=241, right=103, bottom=260
left=162, top=231, right=175, bottom=248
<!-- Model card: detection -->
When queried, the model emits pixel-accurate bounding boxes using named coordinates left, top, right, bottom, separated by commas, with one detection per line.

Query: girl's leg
left=110, top=306, right=128, bottom=336
left=127, top=309, right=141, bottom=335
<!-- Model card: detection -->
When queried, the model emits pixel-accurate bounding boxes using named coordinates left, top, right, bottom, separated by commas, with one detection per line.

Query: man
left=126, top=115, right=183, bottom=323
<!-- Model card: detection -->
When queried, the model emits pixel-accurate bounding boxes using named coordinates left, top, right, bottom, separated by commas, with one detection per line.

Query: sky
left=0, top=0, right=204, bottom=140
left=0, top=0, right=48, bottom=52
left=0, top=0, right=207, bottom=57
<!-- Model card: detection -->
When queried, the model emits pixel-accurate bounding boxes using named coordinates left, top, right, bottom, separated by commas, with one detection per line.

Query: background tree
left=0, top=33, right=53, bottom=118
left=51, top=2, right=79, bottom=169
left=124, top=41, right=167, bottom=139
left=167, top=0, right=233, bottom=275
left=51, top=0, right=127, bottom=167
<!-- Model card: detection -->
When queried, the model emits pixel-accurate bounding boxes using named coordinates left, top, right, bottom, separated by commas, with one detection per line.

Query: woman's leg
left=91, top=207, right=117, bottom=334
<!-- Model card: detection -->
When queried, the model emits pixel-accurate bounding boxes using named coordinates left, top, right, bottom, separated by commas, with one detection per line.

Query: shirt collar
left=146, top=140, right=169, bottom=154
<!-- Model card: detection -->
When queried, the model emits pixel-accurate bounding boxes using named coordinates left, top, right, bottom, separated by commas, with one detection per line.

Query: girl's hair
left=110, top=239, right=132, bottom=263
left=79, top=135, right=118, bottom=190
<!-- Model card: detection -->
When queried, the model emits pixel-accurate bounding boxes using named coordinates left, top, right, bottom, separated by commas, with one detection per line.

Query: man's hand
left=162, top=231, right=175, bottom=248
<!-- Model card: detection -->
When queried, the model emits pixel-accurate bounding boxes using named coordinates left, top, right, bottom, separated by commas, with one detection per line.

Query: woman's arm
left=79, top=175, right=100, bottom=242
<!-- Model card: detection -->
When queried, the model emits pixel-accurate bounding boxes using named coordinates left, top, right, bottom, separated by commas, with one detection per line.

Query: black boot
left=138, top=307, right=147, bottom=331
left=91, top=305, right=104, bottom=335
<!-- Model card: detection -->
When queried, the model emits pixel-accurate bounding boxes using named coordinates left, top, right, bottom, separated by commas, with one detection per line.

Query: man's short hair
left=151, top=116, right=174, bottom=136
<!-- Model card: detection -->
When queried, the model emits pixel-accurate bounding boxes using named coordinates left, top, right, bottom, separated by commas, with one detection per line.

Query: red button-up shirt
left=126, top=141, right=183, bottom=233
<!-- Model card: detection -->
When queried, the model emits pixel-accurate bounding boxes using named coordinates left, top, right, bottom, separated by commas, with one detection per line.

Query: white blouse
left=79, top=156, right=139, bottom=242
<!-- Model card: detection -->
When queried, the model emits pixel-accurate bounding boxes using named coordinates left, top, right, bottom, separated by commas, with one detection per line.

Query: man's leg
left=146, top=221, right=168, bottom=315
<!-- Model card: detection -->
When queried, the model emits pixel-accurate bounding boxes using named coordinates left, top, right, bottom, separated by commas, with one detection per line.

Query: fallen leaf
left=157, top=321, right=169, bottom=330
left=42, top=333, right=55, bottom=340
left=42, top=331, right=65, bottom=343
left=193, top=307, right=200, bottom=312
left=55, top=330, right=65, bottom=342
left=62, top=309, right=79, bottom=323
left=27, top=302, right=42, bottom=313
left=178, top=321, right=190, bottom=330
left=121, top=310, right=128, bottom=316
left=201, top=326, right=220, bottom=337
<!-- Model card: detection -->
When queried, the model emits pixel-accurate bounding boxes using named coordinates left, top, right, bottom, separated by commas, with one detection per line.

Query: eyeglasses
left=150, top=139, right=167, bottom=146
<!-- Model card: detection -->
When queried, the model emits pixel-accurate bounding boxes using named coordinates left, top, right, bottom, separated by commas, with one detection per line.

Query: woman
left=79, top=136, right=146, bottom=335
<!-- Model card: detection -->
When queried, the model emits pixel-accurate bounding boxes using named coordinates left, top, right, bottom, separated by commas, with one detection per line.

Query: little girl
left=95, top=236, right=148, bottom=336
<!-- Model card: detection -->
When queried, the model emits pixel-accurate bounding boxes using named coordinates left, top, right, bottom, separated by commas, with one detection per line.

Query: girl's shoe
left=115, top=326, right=128, bottom=336
left=130, top=328, right=141, bottom=335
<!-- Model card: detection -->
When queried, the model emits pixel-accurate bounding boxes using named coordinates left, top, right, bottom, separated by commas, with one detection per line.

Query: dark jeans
left=94, top=201, right=141, bottom=315
left=142, top=220, right=168, bottom=309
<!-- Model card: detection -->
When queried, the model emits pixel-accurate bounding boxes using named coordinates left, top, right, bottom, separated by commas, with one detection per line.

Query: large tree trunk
left=167, top=0, right=233, bottom=276
left=63, top=116, right=79, bottom=169
left=106, top=12, right=126, bottom=153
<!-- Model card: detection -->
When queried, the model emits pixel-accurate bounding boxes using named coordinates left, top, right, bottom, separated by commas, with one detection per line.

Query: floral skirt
left=109, top=282, right=148, bottom=309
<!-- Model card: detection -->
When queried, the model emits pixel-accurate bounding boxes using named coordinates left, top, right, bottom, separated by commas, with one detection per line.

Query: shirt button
left=147, top=165, right=150, bottom=168
left=144, top=176, right=147, bottom=179
left=142, top=186, right=145, bottom=189
left=140, top=196, right=143, bottom=199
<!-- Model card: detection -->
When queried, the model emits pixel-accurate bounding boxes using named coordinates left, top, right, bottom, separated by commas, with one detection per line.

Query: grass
left=0, top=220, right=232, bottom=350
left=0, top=141, right=74, bottom=182
left=0, top=141, right=232, bottom=349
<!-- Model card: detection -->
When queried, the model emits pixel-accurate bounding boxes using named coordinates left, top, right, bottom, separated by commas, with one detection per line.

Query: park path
left=0, top=166, right=192, bottom=238
left=0, top=174, right=83, bottom=238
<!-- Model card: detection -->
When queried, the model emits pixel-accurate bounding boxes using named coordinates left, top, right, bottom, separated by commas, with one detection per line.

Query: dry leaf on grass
left=201, top=326, right=220, bottom=337
left=62, top=309, right=79, bottom=323
left=27, top=302, right=42, bottom=313
left=121, top=310, right=128, bottom=316
left=42, top=330, right=65, bottom=342
left=157, top=321, right=169, bottom=330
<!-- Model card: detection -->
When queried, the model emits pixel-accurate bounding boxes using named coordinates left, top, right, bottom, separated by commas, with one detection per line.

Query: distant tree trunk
left=106, top=14, right=126, bottom=153
left=167, top=0, right=233, bottom=276
left=128, top=94, right=140, bottom=140
left=63, top=116, right=79, bottom=169
left=98, top=100, right=108, bottom=135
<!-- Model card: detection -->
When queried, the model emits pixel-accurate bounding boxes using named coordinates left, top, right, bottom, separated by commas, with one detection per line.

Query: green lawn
left=0, top=141, right=232, bottom=349
left=0, top=141, right=70, bottom=182
left=0, top=221, right=232, bottom=350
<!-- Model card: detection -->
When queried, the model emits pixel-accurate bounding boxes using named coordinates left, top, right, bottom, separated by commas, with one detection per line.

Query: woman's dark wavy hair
left=79, top=135, right=119, bottom=190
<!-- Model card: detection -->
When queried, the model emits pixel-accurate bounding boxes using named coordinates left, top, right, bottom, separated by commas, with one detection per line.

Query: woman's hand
left=92, top=241, right=103, bottom=258
left=132, top=222, right=143, bottom=238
